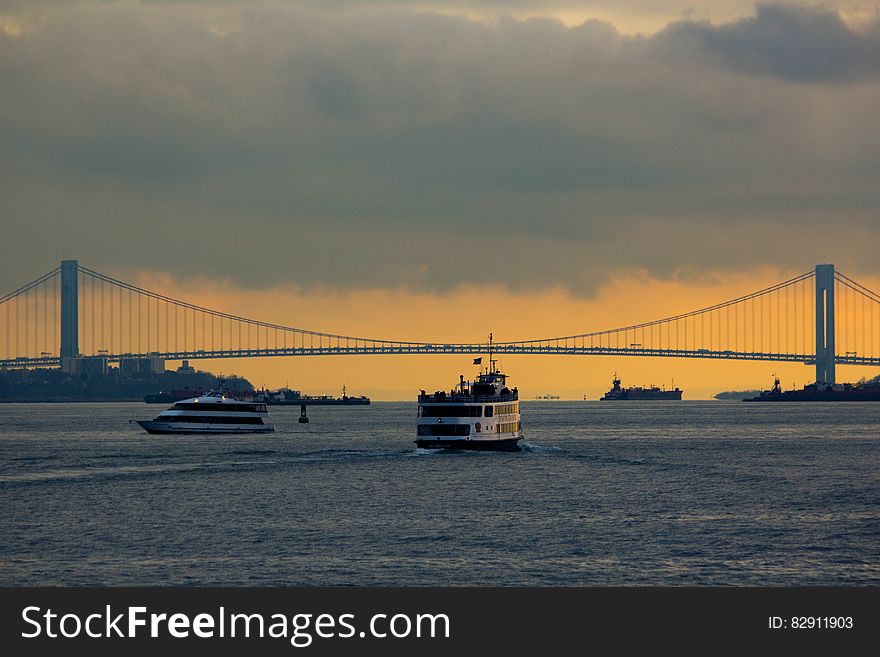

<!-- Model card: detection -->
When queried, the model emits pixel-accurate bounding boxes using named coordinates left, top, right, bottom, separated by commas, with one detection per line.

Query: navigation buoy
left=298, top=403, right=309, bottom=423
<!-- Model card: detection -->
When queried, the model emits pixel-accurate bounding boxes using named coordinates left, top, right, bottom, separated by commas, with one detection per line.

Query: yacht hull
left=136, top=420, right=274, bottom=435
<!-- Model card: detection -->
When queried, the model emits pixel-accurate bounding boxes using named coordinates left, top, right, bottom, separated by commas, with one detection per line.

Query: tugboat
left=599, top=374, right=683, bottom=400
left=743, top=376, right=880, bottom=402
left=743, top=376, right=784, bottom=401
left=416, top=335, right=522, bottom=451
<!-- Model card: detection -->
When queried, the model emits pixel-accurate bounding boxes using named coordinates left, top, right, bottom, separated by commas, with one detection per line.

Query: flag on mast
left=473, top=357, right=482, bottom=365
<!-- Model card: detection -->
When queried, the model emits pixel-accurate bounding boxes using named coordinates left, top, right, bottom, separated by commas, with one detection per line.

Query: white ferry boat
left=416, top=336, right=522, bottom=451
left=134, top=391, right=274, bottom=434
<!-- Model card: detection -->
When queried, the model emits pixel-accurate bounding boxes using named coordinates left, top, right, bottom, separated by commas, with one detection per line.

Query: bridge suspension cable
left=0, top=267, right=61, bottom=365
left=498, top=271, right=815, bottom=354
left=834, top=271, right=880, bottom=366
left=76, top=265, right=425, bottom=359
left=1, top=262, right=879, bottom=370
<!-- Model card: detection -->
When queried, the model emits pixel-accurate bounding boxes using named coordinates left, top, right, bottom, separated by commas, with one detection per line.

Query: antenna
left=488, top=332, right=495, bottom=374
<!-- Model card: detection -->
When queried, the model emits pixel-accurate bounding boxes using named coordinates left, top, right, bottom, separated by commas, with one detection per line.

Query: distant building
left=177, top=360, right=195, bottom=374
left=119, top=356, right=165, bottom=377
left=61, top=356, right=109, bottom=377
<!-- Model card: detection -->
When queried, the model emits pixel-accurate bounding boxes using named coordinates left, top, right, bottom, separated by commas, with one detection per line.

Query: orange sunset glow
left=4, top=0, right=880, bottom=604
left=116, top=267, right=880, bottom=399
left=2, top=1, right=880, bottom=397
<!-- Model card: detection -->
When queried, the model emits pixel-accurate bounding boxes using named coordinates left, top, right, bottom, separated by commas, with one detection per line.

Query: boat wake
left=410, top=442, right=559, bottom=455
left=290, top=448, right=409, bottom=463
left=520, top=442, right=561, bottom=453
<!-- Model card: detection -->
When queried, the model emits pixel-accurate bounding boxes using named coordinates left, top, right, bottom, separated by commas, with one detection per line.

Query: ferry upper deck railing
left=418, top=392, right=519, bottom=404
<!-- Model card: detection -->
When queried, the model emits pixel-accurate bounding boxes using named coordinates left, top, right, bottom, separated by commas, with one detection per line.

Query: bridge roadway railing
left=4, top=347, right=880, bottom=369
left=115, top=345, right=822, bottom=363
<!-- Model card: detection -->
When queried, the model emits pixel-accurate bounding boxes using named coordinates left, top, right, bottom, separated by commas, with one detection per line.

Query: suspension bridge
left=2, top=261, right=880, bottom=385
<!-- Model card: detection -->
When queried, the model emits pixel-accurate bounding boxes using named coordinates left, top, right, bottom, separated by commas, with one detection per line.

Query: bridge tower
left=815, top=264, right=835, bottom=385
left=60, top=259, right=79, bottom=359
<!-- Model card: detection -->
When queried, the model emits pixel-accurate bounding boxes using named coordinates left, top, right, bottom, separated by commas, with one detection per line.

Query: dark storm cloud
left=655, top=3, right=880, bottom=82
left=1, top=1, right=879, bottom=292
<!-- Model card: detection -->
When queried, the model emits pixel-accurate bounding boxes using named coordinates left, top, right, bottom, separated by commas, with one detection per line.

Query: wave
left=409, top=443, right=560, bottom=455
left=1, top=442, right=564, bottom=485
left=290, top=448, right=410, bottom=462
left=0, top=462, right=212, bottom=484
left=520, top=442, right=561, bottom=453
left=222, top=449, right=278, bottom=457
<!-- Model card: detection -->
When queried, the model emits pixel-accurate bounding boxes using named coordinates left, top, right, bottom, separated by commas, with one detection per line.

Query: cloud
left=655, top=2, right=880, bottom=82
left=1, top=1, right=879, bottom=294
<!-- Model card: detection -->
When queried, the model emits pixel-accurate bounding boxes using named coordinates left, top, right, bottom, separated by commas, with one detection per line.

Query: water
left=0, top=402, right=877, bottom=585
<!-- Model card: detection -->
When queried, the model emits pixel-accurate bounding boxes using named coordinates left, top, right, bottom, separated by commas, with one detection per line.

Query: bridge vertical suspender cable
left=3, top=263, right=880, bottom=370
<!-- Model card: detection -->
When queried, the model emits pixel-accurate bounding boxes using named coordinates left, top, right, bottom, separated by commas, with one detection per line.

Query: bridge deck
left=3, top=347, right=879, bottom=369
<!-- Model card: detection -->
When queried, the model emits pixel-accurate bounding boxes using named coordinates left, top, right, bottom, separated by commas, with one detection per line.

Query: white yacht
left=135, top=391, right=274, bottom=434
left=416, top=335, right=522, bottom=451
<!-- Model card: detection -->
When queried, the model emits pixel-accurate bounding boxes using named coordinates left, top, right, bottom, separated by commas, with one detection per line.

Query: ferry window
left=484, top=406, right=493, bottom=417
left=418, top=424, right=470, bottom=436
left=420, top=405, right=481, bottom=417
left=494, top=421, right=521, bottom=433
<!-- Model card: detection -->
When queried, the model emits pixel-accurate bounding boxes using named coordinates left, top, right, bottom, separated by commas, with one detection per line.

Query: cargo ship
left=599, top=374, right=683, bottom=400
left=259, top=386, right=370, bottom=406
left=743, top=377, right=880, bottom=402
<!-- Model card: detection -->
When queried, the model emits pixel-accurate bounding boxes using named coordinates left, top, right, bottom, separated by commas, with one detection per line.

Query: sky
left=2, top=1, right=880, bottom=397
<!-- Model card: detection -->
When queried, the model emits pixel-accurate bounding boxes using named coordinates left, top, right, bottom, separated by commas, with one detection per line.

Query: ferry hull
left=415, top=437, right=522, bottom=451
left=136, top=420, right=274, bottom=435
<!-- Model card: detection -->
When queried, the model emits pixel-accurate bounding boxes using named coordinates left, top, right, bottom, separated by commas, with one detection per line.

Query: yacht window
left=172, top=403, right=264, bottom=413
left=159, top=415, right=264, bottom=424
left=484, top=406, right=493, bottom=417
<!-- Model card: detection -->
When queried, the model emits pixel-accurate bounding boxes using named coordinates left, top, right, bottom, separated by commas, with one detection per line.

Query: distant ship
left=144, top=388, right=206, bottom=404
left=744, top=377, right=880, bottom=402
left=416, top=336, right=522, bottom=450
left=599, top=374, right=683, bottom=400
left=535, top=394, right=560, bottom=400
left=146, top=385, right=370, bottom=405
left=259, top=386, right=370, bottom=406
left=714, top=390, right=762, bottom=401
